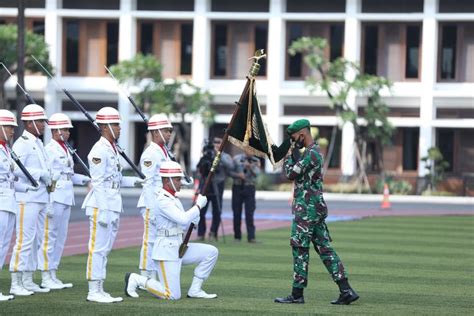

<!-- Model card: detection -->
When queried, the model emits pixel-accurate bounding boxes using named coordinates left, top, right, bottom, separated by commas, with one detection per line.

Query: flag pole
left=178, top=49, right=266, bottom=258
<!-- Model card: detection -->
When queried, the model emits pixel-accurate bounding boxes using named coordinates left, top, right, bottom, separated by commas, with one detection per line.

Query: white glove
left=46, top=205, right=54, bottom=218
left=39, top=171, right=52, bottom=186
left=98, top=210, right=108, bottom=227
left=26, top=185, right=40, bottom=192
left=52, top=171, right=61, bottom=182
left=191, top=215, right=200, bottom=226
left=134, top=178, right=145, bottom=188
left=195, top=194, right=208, bottom=209
left=180, top=176, right=194, bottom=187
left=82, top=176, right=91, bottom=185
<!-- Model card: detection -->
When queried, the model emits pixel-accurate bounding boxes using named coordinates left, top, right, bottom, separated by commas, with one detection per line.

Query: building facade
left=1, top=0, right=473, bottom=194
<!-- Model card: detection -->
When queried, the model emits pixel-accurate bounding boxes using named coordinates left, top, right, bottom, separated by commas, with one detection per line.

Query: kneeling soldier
left=125, top=161, right=218, bottom=300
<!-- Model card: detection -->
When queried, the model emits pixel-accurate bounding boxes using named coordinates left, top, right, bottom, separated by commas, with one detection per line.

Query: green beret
left=287, top=119, right=310, bottom=135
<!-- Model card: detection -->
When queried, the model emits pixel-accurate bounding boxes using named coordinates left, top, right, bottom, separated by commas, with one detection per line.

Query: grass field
left=1, top=216, right=473, bottom=315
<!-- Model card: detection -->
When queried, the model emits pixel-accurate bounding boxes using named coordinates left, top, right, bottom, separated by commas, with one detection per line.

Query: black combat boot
left=331, top=278, right=359, bottom=305
left=274, top=287, right=305, bottom=304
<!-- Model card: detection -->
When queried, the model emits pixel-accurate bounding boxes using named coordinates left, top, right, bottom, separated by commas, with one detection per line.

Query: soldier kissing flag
left=227, top=78, right=291, bottom=168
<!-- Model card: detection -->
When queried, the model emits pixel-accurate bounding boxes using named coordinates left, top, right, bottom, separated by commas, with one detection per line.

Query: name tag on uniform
left=92, top=157, right=102, bottom=164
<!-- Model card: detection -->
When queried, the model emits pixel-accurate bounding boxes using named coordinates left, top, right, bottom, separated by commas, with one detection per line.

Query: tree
left=289, top=37, right=395, bottom=191
left=421, top=147, right=449, bottom=192
left=109, top=54, right=214, bottom=169
left=0, top=24, right=53, bottom=110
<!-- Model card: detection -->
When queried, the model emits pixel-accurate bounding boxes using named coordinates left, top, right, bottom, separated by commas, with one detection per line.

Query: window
left=32, top=20, right=45, bottom=36
left=137, top=0, right=194, bottom=11
left=437, top=129, right=454, bottom=172
left=180, top=24, right=193, bottom=75
left=440, top=25, right=457, bottom=80
left=287, top=24, right=303, bottom=77
left=362, top=23, right=422, bottom=81
left=106, top=22, right=119, bottom=67
left=362, top=0, right=423, bottom=13
left=139, top=23, right=153, bottom=55
left=211, top=0, right=269, bottom=12
left=65, top=21, right=79, bottom=74
left=405, top=26, right=420, bottom=79
left=286, top=22, right=344, bottom=79
left=211, top=22, right=268, bottom=78
left=213, top=24, right=227, bottom=77
left=287, top=0, right=346, bottom=13
left=254, top=24, right=268, bottom=74
left=330, top=24, right=344, bottom=61
left=439, top=0, right=474, bottom=13
left=0, top=0, right=45, bottom=8
left=137, top=20, right=194, bottom=78
left=63, top=19, right=119, bottom=76
left=402, top=128, right=419, bottom=171
left=363, top=25, right=378, bottom=75
left=62, top=0, right=119, bottom=10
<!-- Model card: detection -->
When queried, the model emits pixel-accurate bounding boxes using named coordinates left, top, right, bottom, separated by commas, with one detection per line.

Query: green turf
left=1, top=216, right=473, bottom=315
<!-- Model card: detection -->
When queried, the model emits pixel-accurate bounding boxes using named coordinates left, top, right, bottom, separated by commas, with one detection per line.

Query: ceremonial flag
left=227, top=79, right=291, bottom=168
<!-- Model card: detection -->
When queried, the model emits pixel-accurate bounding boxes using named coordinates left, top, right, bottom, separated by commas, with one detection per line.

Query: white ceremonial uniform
left=9, top=130, right=50, bottom=273
left=37, top=140, right=90, bottom=272
left=0, top=142, right=28, bottom=269
left=82, top=137, right=138, bottom=281
left=137, top=142, right=170, bottom=272
left=149, top=189, right=218, bottom=300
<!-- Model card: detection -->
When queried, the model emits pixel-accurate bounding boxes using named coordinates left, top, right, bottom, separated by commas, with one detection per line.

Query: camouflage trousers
left=291, top=219, right=346, bottom=288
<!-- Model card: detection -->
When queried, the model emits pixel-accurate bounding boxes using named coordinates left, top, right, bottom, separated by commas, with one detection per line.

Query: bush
left=255, top=173, right=274, bottom=191
left=375, top=176, right=413, bottom=195
left=421, top=189, right=455, bottom=196
left=325, top=182, right=371, bottom=194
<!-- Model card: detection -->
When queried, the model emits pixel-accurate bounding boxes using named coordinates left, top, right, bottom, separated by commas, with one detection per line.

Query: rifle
left=104, top=65, right=192, bottom=183
left=178, top=50, right=266, bottom=258
left=0, top=63, right=40, bottom=187
left=1, top=62, right=91, bottom=178
left=31, top=56, right=145, bottom=179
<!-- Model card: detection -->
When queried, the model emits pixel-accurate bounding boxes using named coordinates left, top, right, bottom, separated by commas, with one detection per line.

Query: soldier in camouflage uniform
left=274, top=119, right=359, bottom=305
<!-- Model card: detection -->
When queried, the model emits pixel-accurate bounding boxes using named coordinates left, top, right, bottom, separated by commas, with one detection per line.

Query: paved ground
left=5, top=189, right=473, bottom=261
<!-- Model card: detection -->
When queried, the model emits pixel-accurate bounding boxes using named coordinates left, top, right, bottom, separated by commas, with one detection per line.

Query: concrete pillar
left=43, top=0, right=61, bottom=144
left=117, top=0, right=137, bottom=160
left=418, top=0, right=438, bottom=177
left=340, top=0, right=361, bottom=177
left=190, top=0, right=211, bottom=171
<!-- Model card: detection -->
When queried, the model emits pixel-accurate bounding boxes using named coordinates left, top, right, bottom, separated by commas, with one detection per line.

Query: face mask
left=295, top=135, right=305, bottom=149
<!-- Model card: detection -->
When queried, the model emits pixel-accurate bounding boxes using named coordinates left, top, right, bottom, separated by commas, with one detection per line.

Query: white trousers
left=139, top=207, right=158, bottom=271
left=0, top=211, right=15, bottom=268
left=37, top=202, right=71, bottom=271
left=86, top=208, right=120, bottom=281
left=9, top=202, right=47, bottom=272
left=150, top=243, right=218, bottom=300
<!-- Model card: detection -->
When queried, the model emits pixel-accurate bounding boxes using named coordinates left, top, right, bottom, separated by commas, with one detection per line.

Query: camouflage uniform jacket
left=284, top=143, right=328, bottom=224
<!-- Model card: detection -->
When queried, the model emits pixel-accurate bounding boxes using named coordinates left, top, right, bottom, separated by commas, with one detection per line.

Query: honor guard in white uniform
left=125, top=161, right=218, bottom=300
left=0, top=110, right=33, bottom=301
left=9, top=104, right=51, bottom=295
left=137, top=114, right=172, bottom=280
left=38, top=113, right=90, bottom=290
left=81, top=107, right=142, bottom=303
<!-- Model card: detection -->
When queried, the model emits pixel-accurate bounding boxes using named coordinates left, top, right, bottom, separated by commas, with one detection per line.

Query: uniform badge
left=144, top=161, right=152, bottom=167
left=21, top=136, right=28, bottom=140
left=92, top=157, right=102, bottom=164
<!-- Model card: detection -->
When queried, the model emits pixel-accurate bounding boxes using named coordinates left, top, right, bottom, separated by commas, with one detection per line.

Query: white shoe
left=125, top=273, right=145, bottom=298
left=23, top=271, right=50, bottom=293
left=86, top=280, right=115, bottom=304
left=138, top=270, right=153, bottom=290
left=0, top=292, right=14, bottom=301
left=99, top=280, right=123, bottom=302
left=41, top=271, right=64, bottom=290
left=187, top=276, right=217, bottom=299
left=10, top=272, right=34, bottom=296
left=51, top=270, right=73, bottom=288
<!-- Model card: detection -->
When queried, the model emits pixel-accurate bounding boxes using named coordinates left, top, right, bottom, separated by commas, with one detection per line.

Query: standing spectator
left=231, top=151, right=261, bottom=243
left=196, top=137, right=233, bottom=241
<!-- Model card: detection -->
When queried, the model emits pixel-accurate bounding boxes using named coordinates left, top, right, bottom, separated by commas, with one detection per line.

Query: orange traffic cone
left=381, top=183, right=391, bottom=210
